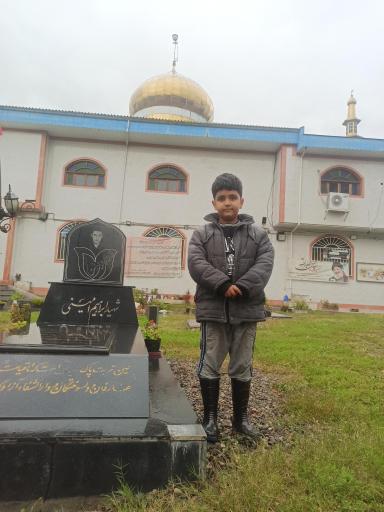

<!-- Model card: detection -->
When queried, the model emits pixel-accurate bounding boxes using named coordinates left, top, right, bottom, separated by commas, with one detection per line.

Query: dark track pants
left=197, top=321, right=257, bottom=381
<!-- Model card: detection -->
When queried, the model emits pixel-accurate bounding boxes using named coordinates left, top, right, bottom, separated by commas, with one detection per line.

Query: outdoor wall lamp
left=0, top=184, right=19, bottom=233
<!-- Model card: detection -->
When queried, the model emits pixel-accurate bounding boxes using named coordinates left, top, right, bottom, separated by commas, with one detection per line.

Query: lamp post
left=0, top=185, right=19, bottom=233
left=0, top=159, right=19, bottom=233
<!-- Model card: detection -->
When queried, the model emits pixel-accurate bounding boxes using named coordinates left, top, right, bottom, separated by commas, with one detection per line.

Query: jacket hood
left=203, top=213, right=255, bottom=225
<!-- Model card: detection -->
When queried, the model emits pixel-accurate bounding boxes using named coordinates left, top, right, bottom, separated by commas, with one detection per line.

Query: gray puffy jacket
left=188, top=213, right=274, bottom=324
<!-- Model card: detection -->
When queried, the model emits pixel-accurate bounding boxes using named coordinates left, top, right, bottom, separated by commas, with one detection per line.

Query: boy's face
left=212, top=189, right=244, bottom=224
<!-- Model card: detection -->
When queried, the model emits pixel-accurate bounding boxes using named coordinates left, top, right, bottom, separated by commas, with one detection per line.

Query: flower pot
left=145, top=338, right=161, bottom=353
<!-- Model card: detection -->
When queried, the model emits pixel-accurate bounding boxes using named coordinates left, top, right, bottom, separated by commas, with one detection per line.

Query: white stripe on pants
left=197, top=321, right=257, bottom=381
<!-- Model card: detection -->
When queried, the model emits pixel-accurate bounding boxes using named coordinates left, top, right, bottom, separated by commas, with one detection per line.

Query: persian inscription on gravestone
left=126, top=237, right=182, bottom=277
left=0, top=354, right=148, bottom=418
left=64, top=218, right=126, bottom=285
left=37, top=283, right=137, bottom=325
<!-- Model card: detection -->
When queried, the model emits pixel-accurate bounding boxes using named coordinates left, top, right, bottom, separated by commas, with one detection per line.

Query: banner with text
left=126, top=237, right=182, bottom=278
left=289, top=259, right=349, bottom=283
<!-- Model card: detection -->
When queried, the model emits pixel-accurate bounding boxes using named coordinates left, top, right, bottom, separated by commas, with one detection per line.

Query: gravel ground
left=17, top=360, right=288, bottom=511
left=168, top=359, right=289, bottom=475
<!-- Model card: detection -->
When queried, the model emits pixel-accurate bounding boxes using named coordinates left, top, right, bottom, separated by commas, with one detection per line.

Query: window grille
left=57, top=221, right=84, bottom=260
left=311, top=235, right=352, bottom=275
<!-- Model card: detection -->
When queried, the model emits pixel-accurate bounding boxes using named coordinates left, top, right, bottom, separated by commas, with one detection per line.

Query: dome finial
left=172, top=34, right=179, bottom=74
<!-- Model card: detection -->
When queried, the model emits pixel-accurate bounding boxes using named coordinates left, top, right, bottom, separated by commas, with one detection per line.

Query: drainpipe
left=118, top=118, right=130, bottom=225
left=288, top=147, right=306, bottom=297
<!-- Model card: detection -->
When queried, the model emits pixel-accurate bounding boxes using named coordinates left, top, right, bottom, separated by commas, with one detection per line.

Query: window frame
left=63, top=158, right=107, bottom=189
left=143, top=226, right=186, bottom=269
left=146, top=164, right=188, bottom=194
left=320, top=166, right=363, bottom=197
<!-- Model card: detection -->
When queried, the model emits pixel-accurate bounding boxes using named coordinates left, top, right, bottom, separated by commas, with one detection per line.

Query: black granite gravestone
left=64, top=218, right=125, bottom=285
left=0, top=218, right=205, bottom=503
left=38, top=282, right=137, bottom=325
left=148, top=305, right=159, bottom=323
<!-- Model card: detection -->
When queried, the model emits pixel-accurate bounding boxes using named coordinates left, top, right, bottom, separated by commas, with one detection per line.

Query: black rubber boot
left=231, top=378, right=261, bottom=440
left=199, top=377, right=220, bottom=443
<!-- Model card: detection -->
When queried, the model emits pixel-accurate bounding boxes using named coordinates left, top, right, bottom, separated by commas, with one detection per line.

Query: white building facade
left=0, top=105, right=384, bottom=311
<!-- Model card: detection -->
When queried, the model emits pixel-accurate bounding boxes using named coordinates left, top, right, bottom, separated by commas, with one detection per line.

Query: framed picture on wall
left=356, top=262, right=384, bottom=283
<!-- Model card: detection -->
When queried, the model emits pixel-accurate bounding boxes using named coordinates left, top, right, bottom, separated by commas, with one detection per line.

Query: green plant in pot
left=142, top=320, right=161, bottom=352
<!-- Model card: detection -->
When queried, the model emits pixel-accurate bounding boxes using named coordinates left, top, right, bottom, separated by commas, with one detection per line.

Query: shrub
left=320, top=299, right=339, bottom=311
left=19, top=303, right=31, bottom=321
left=151, top=300, right=170, bottom=311
left=293, top=299, right=309, bottom=311
left=31, top=297, right=45, bottom=308
left=10, top=291, right=24, bottom=302
left=133, top=288, right=148, bottom=307
left=10, top=303, right=24, bottom=323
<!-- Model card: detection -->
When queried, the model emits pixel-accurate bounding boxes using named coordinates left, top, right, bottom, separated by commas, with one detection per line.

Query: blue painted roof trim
left=0, top=107, right=128, bottom=132
left=1, top=106, right=384, bottom=154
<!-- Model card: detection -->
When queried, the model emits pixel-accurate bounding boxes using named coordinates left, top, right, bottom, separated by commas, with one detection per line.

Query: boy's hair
left=211, top=173, right=243, bottom=198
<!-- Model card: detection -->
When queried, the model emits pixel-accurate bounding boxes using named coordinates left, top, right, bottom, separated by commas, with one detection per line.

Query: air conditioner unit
left=327, top=192, right=349, bottom=212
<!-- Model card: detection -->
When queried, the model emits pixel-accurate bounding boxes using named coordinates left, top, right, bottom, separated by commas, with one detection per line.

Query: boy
left=188, top=173, right=274, bottom=442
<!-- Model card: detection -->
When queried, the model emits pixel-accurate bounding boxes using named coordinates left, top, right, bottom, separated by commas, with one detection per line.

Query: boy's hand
left=224, top=285, right=243, bottom=298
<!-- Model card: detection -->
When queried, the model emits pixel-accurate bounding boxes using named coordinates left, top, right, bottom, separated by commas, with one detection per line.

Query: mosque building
left=0, top=36, right=384, bottom=311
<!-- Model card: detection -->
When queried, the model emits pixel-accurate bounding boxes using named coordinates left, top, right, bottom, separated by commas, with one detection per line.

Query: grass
left=2, top=309, right=383, bottom=510
left=122, top=310, right=384, bottom=512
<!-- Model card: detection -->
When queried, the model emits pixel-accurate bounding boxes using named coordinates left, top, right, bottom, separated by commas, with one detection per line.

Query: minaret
left=343, top=91, right=361, bottom=137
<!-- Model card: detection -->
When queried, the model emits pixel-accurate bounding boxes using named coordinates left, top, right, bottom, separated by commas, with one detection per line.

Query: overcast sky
left=1, top=0, right=383, bottom=138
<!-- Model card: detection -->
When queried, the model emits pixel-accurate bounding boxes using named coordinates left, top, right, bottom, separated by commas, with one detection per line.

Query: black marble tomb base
left=0, top=358, right=206, bottom=501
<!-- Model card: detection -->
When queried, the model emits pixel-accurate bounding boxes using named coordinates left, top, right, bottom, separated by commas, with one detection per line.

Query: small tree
left=133, top=288, right=148, bottom=308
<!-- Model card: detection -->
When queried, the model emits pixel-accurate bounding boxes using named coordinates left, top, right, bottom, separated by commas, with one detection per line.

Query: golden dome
left=129, top=72, right=214, bottom=123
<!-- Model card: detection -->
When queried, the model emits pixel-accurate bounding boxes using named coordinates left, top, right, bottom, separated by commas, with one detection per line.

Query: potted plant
left=142, top=320, right=161, bottom=353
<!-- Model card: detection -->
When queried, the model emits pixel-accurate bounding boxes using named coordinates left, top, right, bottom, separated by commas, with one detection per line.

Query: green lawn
left=119, top=311, right=384, bottom=512
left=2, top=310, right=383, bottom=511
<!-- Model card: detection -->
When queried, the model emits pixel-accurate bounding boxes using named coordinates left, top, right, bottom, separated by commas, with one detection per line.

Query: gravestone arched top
left=63, top=218, right=126, bottom=285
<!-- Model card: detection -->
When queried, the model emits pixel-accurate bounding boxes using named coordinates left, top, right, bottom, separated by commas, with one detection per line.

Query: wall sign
left=289, top=258, right=349, bottom=283
left=126, top=237, right=182, bottom=278
left=356, top=262, right=384, bottom=283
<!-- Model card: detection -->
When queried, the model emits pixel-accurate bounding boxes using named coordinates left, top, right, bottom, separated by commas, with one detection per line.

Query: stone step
left=0, top=286, right=15, bottom=303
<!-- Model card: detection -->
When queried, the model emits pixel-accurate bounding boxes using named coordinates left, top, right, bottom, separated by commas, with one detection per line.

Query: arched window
left=64, top=159, right=106, bottom=188
left=147, top=166, right=187, bottom=193
left=144, top=226, right=186, bottom=268
left=321, top=167, right=361, bottom=196
left=311, top=235, right=353, bottom=276
left=56, top=221, right=84, bottom=260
